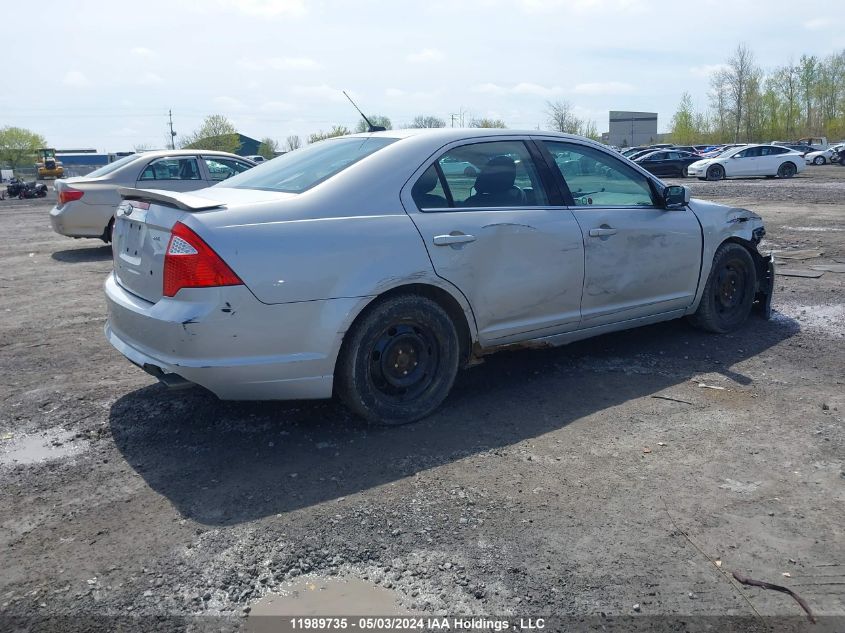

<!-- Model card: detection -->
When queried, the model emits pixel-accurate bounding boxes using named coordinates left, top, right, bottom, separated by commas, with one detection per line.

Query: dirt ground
left=1, top=167, right=843, bottom=632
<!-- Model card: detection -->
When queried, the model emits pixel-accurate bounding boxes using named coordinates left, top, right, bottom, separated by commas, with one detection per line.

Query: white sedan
left=686, top=144, right=804, bottom=181
left=805, top=145, right=843, bottom=165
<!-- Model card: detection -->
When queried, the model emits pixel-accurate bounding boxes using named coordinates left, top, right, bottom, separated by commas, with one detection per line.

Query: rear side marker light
left=163, top=222, right=242, bottom=297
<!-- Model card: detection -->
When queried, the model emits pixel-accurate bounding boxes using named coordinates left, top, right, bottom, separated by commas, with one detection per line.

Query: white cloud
left=240, top=56, right=321, bottom=71
left=289, top=84, right=347, bottom=102
left=572, top=81, right=634, bottom=95
left=803, top=17, right=832, bottom=31
left=407, top=48, right=445, bottom=63
left=512, top=82, right=563, bottom=96
left=131, top=47, right=155, bottom=58
left=520, top=0, right=646, bottom=14
left=386, top=88, right=406, bottom=98
left=689, top=63, right=728, bottom=78
left=137, top=72, right=163, bottom=85
left=216, top=0, right=305, bottom=17
left=259, top=100, right=296, bottom=112
left=62, top=70, right=90, bottom=87
left=472, top=82, right=562, bottom=96
left=213, top=96, right=248, bottom=110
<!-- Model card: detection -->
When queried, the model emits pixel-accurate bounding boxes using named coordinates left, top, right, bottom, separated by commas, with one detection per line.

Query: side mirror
left=663, top=185, right=689, bottom=209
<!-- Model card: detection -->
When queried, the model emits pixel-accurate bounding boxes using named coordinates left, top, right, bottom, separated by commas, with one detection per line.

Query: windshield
left=85, top=154, right=140, bottom=178
left=218, top=136, right=397, bottom=193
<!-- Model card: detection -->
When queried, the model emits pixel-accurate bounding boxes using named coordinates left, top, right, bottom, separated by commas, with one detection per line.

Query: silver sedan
left=50, top=150, right=255, bottom=241
left=104, top=129, right=774, bottom=424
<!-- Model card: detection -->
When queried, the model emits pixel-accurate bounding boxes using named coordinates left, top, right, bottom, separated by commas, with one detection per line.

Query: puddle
left=0, top=428, right=87, bottom=466
left=247, top=576, right=406, bottom=631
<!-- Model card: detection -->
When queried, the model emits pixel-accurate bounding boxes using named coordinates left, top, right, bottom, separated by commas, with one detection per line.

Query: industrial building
left=607, top=111, right=658, bottom=147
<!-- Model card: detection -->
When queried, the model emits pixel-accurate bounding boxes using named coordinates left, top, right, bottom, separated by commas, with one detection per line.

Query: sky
left=2, top=0, right=843, bottom=151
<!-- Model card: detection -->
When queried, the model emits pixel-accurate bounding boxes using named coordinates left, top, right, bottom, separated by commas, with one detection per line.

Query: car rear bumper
left=104, top=272, right=366, bottom=400
left=50, top=201, right=113, bottom=238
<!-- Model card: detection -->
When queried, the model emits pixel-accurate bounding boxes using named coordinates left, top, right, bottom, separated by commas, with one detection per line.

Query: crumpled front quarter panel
left=689, top=198, right=766, bottom=310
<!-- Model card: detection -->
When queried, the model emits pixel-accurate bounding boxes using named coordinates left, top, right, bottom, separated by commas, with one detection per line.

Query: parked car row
left=50, top=150, right=257, bottom=242
left=804, top=143, right=844, bottom=165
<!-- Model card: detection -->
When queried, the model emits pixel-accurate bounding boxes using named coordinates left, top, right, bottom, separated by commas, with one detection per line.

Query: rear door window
left=139, top=157, right=202, bottom=181
left=419, top=140, right=549, bottom=210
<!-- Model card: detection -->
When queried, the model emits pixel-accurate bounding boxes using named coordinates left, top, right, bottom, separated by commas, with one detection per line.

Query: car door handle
left=433, top=233, right=476, bottom=246
left=589, top=227, right=618, bottom=237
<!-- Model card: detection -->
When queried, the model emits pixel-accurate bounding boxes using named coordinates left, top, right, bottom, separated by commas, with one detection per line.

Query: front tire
left=706, top=164, right=725, bottom=181
left=335, top=294, right=461, bottom=425
left=688, top=243, right=756, bottom=334
left=813, top=156, right=825, bottom=165
left=777, top=162, right=797, bottom=178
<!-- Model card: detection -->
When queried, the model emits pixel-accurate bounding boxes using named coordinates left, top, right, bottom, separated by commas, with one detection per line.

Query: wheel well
left=347, top=284, right=474, bottom=365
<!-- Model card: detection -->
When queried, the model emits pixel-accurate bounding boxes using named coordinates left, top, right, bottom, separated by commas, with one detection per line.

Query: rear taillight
left=163, top=222, right=242, bottom=297
left=58, top=188, right=84, bottom=206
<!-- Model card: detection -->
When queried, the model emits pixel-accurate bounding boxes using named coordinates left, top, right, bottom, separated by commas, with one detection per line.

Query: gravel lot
left=1, top=167, right=843, bottom=632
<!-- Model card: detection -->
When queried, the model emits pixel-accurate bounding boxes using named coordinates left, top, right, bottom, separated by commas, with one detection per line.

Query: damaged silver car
left=104, top=129, right=774, bottom=424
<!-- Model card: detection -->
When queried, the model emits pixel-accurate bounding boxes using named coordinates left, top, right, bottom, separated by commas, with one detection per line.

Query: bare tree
left=545, top=101, right=581, bottom=134
left=724, top=44, right=757, bottom=142
left=469, top=117, right=506, bottom=128
left=408, top=115, right=446, bottom=128
left=285, top=135, right=302, bottom=151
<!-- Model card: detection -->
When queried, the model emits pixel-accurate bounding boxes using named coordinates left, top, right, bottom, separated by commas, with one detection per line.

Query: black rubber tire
left=777, top=162, right=797, bottom=178
left=681, top=166, right=689, bottom=177
left=335, top=294, right=460, bottom=425
left=101, top=218, right=114, bottom=244
left=813, top=156, right=825, bottom=165
left=463, top=166, right=477, bottom=177
left=688, top=243, right=756, bottom=334
left=706, top=164, right=724, bottom=181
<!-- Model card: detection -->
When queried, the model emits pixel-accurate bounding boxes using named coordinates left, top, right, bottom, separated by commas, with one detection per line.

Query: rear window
left=86, top=154, right=140, bottom=178
left=218, top=136, right=397, bottom=193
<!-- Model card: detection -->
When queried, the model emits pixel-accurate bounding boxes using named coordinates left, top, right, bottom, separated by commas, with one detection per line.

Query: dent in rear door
left=400, top=139, right=584, bottom=346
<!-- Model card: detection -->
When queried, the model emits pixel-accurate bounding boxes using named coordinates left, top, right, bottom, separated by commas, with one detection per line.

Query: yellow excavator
left=36, top=148, right=64, bottom=179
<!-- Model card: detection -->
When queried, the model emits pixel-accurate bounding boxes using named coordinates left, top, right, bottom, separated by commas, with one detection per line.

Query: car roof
left=131, top=149, right=251, bottom=159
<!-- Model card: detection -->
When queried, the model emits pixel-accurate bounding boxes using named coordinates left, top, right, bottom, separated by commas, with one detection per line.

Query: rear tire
left=101, top=218, right=114, bottom=244
left=706, top=164, right=725, bottom=181
left=777, top=162, right=797, bottom=178
left=688, top=243, right=756, bottom=334
left=335, top=294, right=460, bottom=425
left=681, top=166, right=689, bottom=177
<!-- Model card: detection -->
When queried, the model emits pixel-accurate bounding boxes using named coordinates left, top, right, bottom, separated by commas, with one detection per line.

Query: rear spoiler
left=117, top=187, right=225, bottom=211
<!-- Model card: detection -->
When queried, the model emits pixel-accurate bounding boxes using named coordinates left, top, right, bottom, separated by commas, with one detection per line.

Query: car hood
left=689, top=158, right=716, bottom=168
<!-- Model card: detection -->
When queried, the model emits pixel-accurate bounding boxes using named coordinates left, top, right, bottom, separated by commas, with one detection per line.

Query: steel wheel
left=369, top=322, right=438, bottom=402
left=335, top=294, right=461, bottom=425
left=688, top=243, right=756, bottom=333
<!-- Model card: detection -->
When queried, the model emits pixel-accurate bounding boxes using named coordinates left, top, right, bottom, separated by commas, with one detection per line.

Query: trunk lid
left=112, top=188, right=226, bottom=303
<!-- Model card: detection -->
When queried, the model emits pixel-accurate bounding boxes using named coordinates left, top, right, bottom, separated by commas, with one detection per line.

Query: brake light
left=58, top=188, right=84, bottom=206
left=163, top=222, right=242, bottom=297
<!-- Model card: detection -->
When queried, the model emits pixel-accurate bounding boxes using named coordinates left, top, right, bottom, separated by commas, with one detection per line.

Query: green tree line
left=671, top=45, right=845, bottom=144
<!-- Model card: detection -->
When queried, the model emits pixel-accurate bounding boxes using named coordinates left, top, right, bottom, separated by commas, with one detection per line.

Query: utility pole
left=168, top=109, right=176, bottom=150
